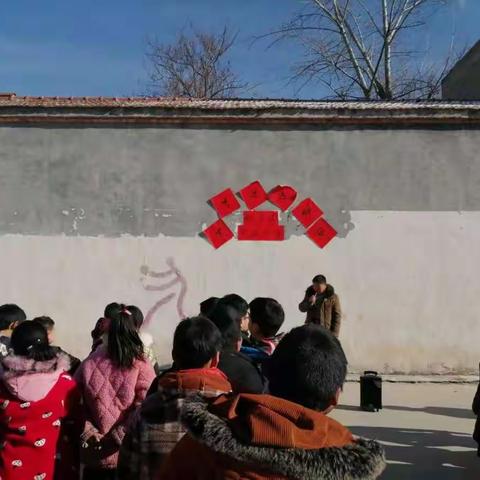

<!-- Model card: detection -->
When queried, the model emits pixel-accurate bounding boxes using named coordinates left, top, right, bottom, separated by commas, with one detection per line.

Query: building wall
left=442, top=41, right=480, bottom=100
left=0, top=125, right=478, bottom=373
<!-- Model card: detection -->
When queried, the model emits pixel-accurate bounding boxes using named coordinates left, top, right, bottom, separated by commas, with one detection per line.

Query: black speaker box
left=360, top=371, right=382, bottom=412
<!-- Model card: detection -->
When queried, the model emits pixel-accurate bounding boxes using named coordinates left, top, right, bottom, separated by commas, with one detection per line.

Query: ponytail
left=107, top=305, right=144, bottom=368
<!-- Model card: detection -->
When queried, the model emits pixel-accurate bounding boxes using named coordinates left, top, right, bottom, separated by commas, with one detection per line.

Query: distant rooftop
left=442, top=40, right=480, bottom=101
left=0, top=93, right=479, bottom=126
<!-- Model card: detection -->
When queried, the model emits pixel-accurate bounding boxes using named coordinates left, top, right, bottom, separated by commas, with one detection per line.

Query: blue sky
left=0, top=0, right=478, bottom=99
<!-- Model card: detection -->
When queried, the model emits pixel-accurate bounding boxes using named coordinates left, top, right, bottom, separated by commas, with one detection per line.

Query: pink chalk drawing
left=140, top=257, right=188, bottom=326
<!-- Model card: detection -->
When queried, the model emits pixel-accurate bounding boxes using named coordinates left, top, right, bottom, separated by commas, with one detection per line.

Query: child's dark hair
left=104, top=302, right=120, bottom=319
left=127, top=305, right=144, bottom=330
left=11, top=320, right=57, bottom=361
left=0, top=304, right=27, bottom=331
left=172, top=316, right=222, bottom=369
left=208, top=303, right=242, bottom=352
left=249, top=297, right=285, bottom=338
left=107, top=305, right=144, bottom=368
left=221, top=294, right=249, bottom=317
left=32, top=316, right=55, bottom=332
left=266, top=325, right=347, bottom=411
left=200, top=297, right=220, bottom=317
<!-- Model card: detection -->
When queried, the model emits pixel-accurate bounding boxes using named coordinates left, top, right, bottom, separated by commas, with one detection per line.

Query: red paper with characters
left=292, top=198, right=324, bottom=228
left=306, top=217, right=337, bottom=248
left=203, top=219, right=234, bottom=249
left=210, top=188, right=241, bottom=218
left=239, top=181, right=268, bottom=210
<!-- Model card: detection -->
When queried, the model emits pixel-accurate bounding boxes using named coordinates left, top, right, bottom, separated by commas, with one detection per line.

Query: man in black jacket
left=209, top=302, right=266, bottom=394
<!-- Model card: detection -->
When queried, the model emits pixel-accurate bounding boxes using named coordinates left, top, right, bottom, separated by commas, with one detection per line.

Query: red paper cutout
left=210, top=188, right=241, bottom=218
left=237, top=211, right=284, bottom=241
left=203, top=219, right=234, bottom=249
left=292, top=198, right=324, bottom=228
left=239, top=181, right=268, bottom=210
left=268, top=185, right=297, bottom=211
left=306, top=218, right=337, bottom=248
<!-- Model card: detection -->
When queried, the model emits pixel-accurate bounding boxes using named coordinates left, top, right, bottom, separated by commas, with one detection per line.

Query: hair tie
left=120, top=305, right=132, bottom=316
left=26, top=338, right=41, bottom=351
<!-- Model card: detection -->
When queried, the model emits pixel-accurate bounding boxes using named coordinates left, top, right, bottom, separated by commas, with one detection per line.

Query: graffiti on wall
left=140, top=257, right=187, bottom=326
left=203, top=181, right=337, bottom=249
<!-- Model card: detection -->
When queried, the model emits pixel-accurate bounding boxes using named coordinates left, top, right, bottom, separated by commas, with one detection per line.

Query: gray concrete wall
left=0, top=124, right=479, bottom=373
left=0, top=126, right=479, bottom=237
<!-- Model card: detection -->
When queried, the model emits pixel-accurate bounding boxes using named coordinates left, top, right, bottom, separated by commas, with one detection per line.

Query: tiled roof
left=0, top=93, right=479, bottom=110
left=0, top=94, right=479, bottom=126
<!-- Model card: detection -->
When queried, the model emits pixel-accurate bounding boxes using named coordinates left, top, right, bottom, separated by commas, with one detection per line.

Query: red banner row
left=203, top=181, right=337, bottom=249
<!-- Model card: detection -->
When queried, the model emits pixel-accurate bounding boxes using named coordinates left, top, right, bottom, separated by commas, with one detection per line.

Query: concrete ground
left=331, top=382, right=479, bottom=480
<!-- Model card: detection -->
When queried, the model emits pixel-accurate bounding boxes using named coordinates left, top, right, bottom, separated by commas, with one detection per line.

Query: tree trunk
left=382, top=0, right=393, bottom=99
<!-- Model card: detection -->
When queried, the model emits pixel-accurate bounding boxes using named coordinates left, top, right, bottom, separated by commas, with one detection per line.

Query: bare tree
left=146, top=26, right=248, bottom=98
left=265, top=0, right=460, bottom=100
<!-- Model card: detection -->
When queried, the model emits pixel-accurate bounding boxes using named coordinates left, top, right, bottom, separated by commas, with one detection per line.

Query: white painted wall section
left=1, top=210, right=478, bottom=374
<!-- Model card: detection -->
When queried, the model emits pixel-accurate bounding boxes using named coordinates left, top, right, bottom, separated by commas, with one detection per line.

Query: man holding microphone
left=298, top=274, right=342, bottom=337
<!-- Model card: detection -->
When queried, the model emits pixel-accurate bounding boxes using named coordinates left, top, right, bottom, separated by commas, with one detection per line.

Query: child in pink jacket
left=75, top=305, right=155, bottom=480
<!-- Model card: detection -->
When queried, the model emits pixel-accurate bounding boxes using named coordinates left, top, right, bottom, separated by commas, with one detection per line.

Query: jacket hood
left=0, top=352, right=71, bottom=402
left=141, top=367, right=232, bottom=421
left=306, top=284, right=335, bottom=299
left=182, top=394, right=386, bottom=480
left=325, top=284, right=335, bottom=298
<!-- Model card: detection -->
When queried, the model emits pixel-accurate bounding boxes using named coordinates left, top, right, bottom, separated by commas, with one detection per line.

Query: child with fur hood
left=0, top=321, right=81, bottom=480
left=160, top=325, right=386, bottom=480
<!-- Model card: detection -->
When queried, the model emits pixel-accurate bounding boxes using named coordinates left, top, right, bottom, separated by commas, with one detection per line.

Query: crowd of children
left=0, top=291, right=390, bottom=480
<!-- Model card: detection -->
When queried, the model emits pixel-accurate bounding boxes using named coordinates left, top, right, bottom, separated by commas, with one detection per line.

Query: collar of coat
left=181, top=396, right=386, bottom=480
left=141, top=368, right=232, bottom=423
left=306, top=284, right=336, bottom=299
left=1, top=351, right=71, bottom=377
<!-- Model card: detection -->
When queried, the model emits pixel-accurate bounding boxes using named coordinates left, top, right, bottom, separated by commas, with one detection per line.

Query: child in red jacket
left=0, top=320, right=81, bottom=480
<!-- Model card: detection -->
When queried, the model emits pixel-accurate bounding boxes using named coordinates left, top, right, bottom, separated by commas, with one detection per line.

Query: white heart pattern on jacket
left=34, top=438, right=46, bottom=447
left=17, top=426, right=26, bottom=433
left=20, top=402, right=31, bottom=409
left=0, top=400, right=9, bottom=409
left=34, top=474, right=47, bottom=480
left=11, top=459, right=22, bottom=467
left=42, top=412, right=52, bottom=418
left=52, top=419, right=61, bottom=427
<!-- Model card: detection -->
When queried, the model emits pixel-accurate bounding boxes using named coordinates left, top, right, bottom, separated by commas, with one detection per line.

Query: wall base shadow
left=338, top=404, right=475, bottom=420
left=383, top=405, right=475, bottom=420
left=350, top=426, right=478, bottom=480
